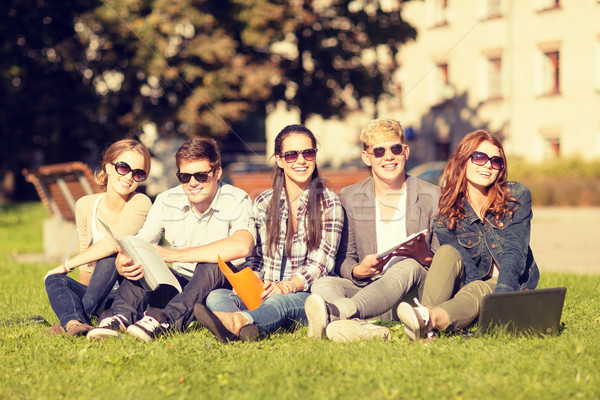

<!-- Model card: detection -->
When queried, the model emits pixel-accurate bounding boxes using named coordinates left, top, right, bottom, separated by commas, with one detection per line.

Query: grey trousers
left=421, top=245, right=496, bottom=330
left=311, top=258, right=427, bottom=321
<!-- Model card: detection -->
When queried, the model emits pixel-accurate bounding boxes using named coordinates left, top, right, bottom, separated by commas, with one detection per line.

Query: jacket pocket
left=457, top=233, right=482, bottom=259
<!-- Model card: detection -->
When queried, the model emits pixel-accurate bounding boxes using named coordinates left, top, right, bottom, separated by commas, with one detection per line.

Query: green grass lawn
left=1, top=203, right=599, bottom=399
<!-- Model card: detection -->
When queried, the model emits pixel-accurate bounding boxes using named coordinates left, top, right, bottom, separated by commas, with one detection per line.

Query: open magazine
left=98, top=219, right=182, bottom=293
left=217, top=255, right=264, bottom=311
left=376, top=229, right=428, bottom=272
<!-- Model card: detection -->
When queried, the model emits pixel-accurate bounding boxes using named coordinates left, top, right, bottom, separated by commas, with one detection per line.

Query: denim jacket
left=434, top=181, right=539, bottom=293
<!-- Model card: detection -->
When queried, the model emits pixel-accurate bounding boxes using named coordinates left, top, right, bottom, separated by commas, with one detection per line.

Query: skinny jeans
left=45, top=255, right=120, bottom=329
left=206, top=289, right=310, bottom=334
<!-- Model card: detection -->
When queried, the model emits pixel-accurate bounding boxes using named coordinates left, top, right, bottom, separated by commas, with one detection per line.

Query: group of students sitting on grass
left=43, top=118, right=539, bottom=343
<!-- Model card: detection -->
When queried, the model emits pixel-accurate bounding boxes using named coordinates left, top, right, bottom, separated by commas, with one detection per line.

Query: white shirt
left=137, top=183, right=257, bottom=278
left=375, top=188, right=408, bottom=271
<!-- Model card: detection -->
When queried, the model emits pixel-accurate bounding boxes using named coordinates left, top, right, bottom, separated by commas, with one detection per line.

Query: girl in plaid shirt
left=195, top=125, right=344, bottom=341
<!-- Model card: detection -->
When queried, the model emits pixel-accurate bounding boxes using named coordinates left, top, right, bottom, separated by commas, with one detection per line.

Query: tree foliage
left=1, top=0, right=416, bottom=199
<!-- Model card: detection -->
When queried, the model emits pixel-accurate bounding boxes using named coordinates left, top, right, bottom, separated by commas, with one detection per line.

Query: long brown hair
left=94, top=139, right=151, bottom=189
left=265, top=125, right=325, bottom=258
left=438, top=130, right=515, bottom=229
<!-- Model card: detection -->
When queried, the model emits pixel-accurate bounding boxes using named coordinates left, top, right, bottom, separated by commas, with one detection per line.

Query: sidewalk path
left=530, top=207, right=600, bottom=275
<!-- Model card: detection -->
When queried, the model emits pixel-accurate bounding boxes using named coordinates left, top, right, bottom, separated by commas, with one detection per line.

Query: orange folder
left=217, top=255, right=264, bottom=311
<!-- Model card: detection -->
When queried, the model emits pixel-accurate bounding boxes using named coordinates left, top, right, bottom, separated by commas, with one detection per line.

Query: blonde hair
left=94, top=139, right=151, bottom=189
left=360, top=118, right=405, bottom=149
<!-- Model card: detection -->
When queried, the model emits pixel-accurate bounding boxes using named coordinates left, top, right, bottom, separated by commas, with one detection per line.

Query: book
left=376, top=229, right=428, bottom=272
left=98, top=219, right=182, bottom=293
left=217, top=255, right=264, bottom=311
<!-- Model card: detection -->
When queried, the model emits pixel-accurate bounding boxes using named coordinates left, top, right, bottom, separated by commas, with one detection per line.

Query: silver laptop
left=477, top=287, right=566, bottom=336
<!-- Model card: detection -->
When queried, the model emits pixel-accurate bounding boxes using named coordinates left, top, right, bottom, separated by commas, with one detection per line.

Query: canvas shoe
left=396, top=298, right=431, bottom=341
left=325, top=319, right=391, bottom=342
left=126, top=314, right=169, bottom=343
left=87, top=314, right=129, bottom=341
left=305, top=293, right=340, bottom=339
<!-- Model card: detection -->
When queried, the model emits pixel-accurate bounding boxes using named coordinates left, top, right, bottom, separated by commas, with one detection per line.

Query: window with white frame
left=536, top=0, right=560, bottom=11
left=482, top=0, right=502, bottom=19
left=535, top=47, right=561, bottom=96
left=434, top=62, right=453, bottom=103
left=427, top=0, right=449, bottom=27
left=543, top=137, right=560, bottom=158
left=487, top=56, right=502, bottom=99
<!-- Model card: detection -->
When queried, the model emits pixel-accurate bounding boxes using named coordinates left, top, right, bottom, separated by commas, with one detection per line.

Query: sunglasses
left=280, top=148, right=318, bottom=163
left=367, top=144, right=405, bottom=158
left=112, top=161, right=147, bottom=182
left=470, top=151, right=504, bottom=170
left=176, top=167, right=216, bottom=184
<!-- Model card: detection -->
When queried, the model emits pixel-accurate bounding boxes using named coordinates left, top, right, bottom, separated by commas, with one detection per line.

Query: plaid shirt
left=245, top=185, right=344, bottom=290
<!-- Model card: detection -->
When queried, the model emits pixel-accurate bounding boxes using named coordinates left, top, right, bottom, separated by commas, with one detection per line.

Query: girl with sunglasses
left=397, top=130, right=539, bottom=340
left=44, top=139, right=152, bottom=336
left=194, top=125, right=344, bottom=342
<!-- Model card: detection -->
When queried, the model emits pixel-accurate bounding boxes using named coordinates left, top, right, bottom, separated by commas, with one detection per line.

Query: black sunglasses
left=470, top=151, right=504, bottom=170
left=367, top=144, right=405, bottom=158
left=176, top=167, right=216, bottom=184
left=112, top=161, right=147, bottom=182
left=280, top=148, right=318, bottom=163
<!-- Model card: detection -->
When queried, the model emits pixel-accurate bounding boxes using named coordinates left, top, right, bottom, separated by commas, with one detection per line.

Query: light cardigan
left=75, top=192, right=152, bottom=273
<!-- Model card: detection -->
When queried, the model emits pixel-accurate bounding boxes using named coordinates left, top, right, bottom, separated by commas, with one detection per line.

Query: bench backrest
left=228, top=168, right=372, bottom=200
left=23, top=162, right=103, bottom=221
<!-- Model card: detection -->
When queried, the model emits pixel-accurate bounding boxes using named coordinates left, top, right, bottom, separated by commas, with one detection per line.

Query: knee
left=435, top=245, right=461, bottom=261
left=44, top=273, right=68, bottom=289
left=205, top=289, right=232, bottom=308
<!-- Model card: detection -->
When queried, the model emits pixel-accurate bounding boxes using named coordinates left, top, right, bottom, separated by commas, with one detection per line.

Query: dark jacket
left=434, top=181, right=539, bottom=293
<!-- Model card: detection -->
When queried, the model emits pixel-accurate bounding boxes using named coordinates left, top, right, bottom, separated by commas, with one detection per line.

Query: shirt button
left=484, top=227, right=487, bottom=231
left=468, top=241, right=472, bottom=245
left=491, top=244, right=496, bottom=249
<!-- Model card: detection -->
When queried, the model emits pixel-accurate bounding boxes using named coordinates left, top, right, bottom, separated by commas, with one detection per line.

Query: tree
left=271, top=0, right=417, bottom=123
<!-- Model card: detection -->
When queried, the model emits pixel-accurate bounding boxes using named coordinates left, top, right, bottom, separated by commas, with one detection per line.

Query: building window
left=543, top=137, right=560, bottom=158
left=483, top=0, right=502, bottom=19
left=434, top=63, right=453, bottom=103
left=432, top=0, right=448, bottom=27
left=487, top=57, right=502, bottom=99
left=536, top=0, right=560, bottom=12
left=537, top=49, right=560, bottom=96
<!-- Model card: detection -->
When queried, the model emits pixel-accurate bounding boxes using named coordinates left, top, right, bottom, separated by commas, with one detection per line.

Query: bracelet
left=63, top=259, right=73, bottom=273
left=287, top=278, right=298, bottom=294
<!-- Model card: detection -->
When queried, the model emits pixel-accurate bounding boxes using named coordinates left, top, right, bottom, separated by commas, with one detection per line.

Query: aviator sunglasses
left=280, top=148, right=318, bottom=163
left=367, top=144, right=405, bottom=158
left=112, top=161, right=147, bottom=182
left=176, top=167, right=216, bottom=184
left=470, top=151, right=504, bottom=170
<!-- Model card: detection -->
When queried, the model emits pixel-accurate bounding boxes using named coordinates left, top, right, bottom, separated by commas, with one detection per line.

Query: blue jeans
left=206, top=289, right=310, bottom=333
left=45, top=255, right=120, bottom=329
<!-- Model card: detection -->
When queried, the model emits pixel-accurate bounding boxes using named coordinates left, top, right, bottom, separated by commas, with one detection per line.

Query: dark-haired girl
left=195, top=125, right=344, bottom=341
left=397, top=130, right=539, bottom=340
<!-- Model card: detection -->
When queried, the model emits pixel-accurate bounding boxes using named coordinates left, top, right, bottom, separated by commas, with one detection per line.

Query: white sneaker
left=325, top=319, right=391, bottom=343
left=396, top=298, right=431, bottom=341
left=305, top=294, right=328, bottom=339
left=87, top=314, right=129, bottom=341
left=126, top=314, right=169, bottom=343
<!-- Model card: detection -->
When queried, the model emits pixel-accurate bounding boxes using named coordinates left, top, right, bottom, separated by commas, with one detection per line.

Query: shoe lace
left=99, top=315, right=126, bottom=328
left=137, top=315, right=163, bottom=331
left=413, top=298, right=431, bottom=327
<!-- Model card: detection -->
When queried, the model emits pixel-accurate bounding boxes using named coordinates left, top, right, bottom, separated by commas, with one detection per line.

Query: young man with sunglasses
left=305, top=118, right=442, bottom=341
left=87, top=138, right=257, bottom=342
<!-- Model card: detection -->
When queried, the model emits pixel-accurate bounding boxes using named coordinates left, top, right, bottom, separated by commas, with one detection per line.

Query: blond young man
left=305, top=118, right=441, bottom=341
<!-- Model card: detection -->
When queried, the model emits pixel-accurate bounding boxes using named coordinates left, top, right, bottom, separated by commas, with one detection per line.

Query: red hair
left=438, top=130, right=515, bottom=229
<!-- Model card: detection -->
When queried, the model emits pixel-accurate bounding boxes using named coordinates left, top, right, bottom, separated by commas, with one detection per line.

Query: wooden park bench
left=23, top=162, right=103, bottom=261
left=228, top=168, right=372, bottom=200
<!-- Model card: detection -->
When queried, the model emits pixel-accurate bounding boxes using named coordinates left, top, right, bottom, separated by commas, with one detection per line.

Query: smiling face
left=361, top=139, right=410, bottom=186
left=275, top=133, right=316, bottom=191
left=179, top=158, right=222, bottom=212
left=465, top=140, right=502, bottom=194
left=105, top=150, right=146, bottom=198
